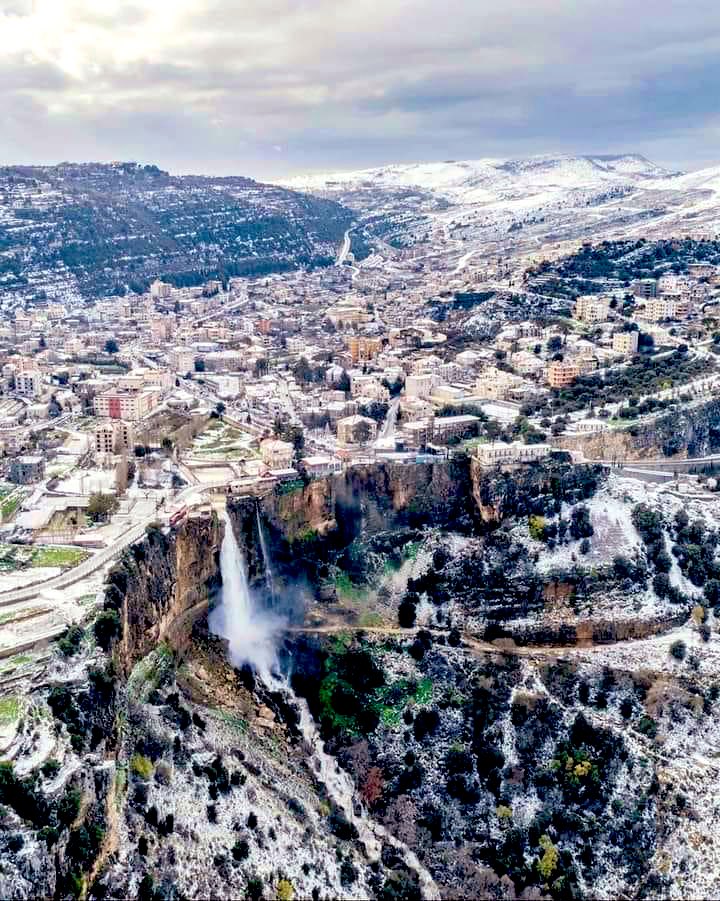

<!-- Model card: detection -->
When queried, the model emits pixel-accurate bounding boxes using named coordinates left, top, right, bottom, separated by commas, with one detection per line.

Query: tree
left=38, top=336, right=46, bottom=349
left=104, top=338, right=119, bottom=354
left=194, top=358, right=206, bottom=372
left=87, top=493, right=119, bottom=522
left=93, top=610, right=120, bottom=650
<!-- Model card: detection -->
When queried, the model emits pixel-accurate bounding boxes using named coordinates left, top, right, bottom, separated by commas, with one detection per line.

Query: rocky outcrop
left=469, top=457, right=606, bottom=526
left=558, top=397, right=720, bottom=461
left=108, top=512, right=223, bottom=676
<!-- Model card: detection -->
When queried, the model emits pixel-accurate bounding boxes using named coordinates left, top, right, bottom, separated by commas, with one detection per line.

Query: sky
left=1, top=0, right=719, bottom=179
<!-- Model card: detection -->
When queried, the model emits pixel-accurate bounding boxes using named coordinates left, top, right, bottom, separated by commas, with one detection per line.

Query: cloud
left=0, top=0, right=718, bottom=176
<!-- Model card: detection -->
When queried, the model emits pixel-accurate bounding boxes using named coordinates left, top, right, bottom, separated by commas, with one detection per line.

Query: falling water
left=211, top=508, right=439, bottom=898
left=255, top=502, right=276, bottom=603
left=208, top=510, right=280, bottom=681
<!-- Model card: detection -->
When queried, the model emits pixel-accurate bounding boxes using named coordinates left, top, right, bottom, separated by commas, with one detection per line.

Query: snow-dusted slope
left=282, top=153, right=674, bottom=203
left=282, top=153, right=719, bottom=266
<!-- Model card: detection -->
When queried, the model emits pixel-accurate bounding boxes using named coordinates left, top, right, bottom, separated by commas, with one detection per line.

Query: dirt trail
left=285, top=621, right=684, bottom=661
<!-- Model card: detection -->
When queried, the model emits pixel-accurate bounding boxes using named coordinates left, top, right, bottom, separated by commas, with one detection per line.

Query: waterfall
left=255, top=501, right=276, bottom=603
left=277, top=676, right=440, bottom=900
left=211, top=508, right=439, bottom=898
left=209, top=511, right=280, bottom=681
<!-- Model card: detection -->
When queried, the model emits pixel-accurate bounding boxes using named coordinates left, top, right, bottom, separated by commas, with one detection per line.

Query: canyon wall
left=557, top=397, right=720, bottom=461
left=104, top=511, right=223, bottom=675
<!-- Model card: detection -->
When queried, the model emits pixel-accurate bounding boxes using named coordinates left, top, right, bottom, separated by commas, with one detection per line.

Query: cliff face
left=558, top=397, right=720, bottom=461
left=110, top=513, right=223, bottom=675
left=469, top=457, right=606, bottom=526
left=229, top=460, right=479, bottom=552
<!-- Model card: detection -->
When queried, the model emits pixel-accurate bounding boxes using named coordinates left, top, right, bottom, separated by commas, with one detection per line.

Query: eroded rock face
left=110, top=513, right=223, bottom=676
left=557, top=397, right=720, bottom=461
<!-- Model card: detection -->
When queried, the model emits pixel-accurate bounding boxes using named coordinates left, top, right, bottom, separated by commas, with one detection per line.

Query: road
left=378, top=397, right=401, bottom=442
left=337, top=230, right=352, bottom=265
left=0, top=484, right=222, bottom=606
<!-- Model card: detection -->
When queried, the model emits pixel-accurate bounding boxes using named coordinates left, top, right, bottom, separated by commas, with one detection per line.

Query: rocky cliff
left=105, top=512, right=223, bottom=676
left=558, top=397, right=720, bottom=461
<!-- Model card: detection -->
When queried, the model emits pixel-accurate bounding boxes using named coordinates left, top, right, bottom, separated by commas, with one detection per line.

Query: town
left=0, top=228, right=720, bottom=658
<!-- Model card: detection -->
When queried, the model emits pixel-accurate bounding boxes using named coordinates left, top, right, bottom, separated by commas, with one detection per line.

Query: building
left=402, top=419, right=433, bottom=448
left=547, top=359, right=580, bottom=388
left=350, top=375, right=389, bottom=401
left=169, top=347, right=196, bottom=373
left=475, top=441, right=551, bottom=466
left=347, top=336, right=383, bottom=363
left=405, top=373, right=436, bottom=399
left=260, top=439, right=294, bottom=470
left=612, top=331, right=639, bottom=355
left=477, top=367, right=525, bottom=400
left=632, top=279, right=657, bottom=299
left=94, top=421, right=135, bottom=455
left=639, top=296, right=691, bottom=322
left=432, top=415, right=481, bottom=443
left=9, top=455, right=45, bottom=485
left=94, top=387, right=161, bottom=421
left=15, top=369, right=43, bottom=397
left=301, top=455, right=343, bottom=477
left=573, top=295, right=610, bottom=323
left=150, top=279, right=173, bottom=299
left=337, top=415, right=377, bottom=446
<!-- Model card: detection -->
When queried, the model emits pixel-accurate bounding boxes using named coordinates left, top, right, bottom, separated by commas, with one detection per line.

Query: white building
left=169, top=347, right=197, bottom=373
left=260, top=438, right=294, bottom=470
left=15, top=369, right=43, bottom=397
left=475, top=441, right=551, bottom=466
left=573, top=295, right=610, bottom=323
left=405, top=373, right=436, bottom=399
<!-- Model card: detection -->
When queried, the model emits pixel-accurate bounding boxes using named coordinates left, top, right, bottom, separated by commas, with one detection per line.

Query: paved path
left=337, top=230, right=351, bottom=265
left=0, top=484, right=226, bottom=606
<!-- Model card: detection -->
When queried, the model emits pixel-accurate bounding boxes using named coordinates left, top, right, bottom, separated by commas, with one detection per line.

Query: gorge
left=2, top=458, right=720, bottom=900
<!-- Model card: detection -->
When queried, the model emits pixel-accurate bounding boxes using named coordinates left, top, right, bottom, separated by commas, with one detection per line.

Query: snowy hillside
left=281, top=152, right=720, bottom=269
left=282, top=153, right=674, bottom=203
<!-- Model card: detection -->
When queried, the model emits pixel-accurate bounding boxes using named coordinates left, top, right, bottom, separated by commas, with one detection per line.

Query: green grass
left=415, top=677, right=433, bottom=705
left=357, top=611, right=384, bottom=628
left=404, top=542, right=420, bottom=561
left=210, top=710, right=249, bottom=734
left=130, top=754, right=154, bottom=779
left=334, top=572, right=368, bottom=602
left=0, top=493, right=23, bottom=521
left=0, top=696, right=20, bottom=725
left=30, top=546, right=89, bottom=568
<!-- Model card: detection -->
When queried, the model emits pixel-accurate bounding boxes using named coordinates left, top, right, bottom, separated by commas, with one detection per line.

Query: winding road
left=337, top=230, right=352, bottom=265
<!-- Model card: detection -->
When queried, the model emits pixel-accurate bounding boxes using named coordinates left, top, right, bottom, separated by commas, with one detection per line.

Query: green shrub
left=130, top=755, right=154, bottom=780
left=670, top=640, right=687, bottom=661
left=58, top=625, right=85, bottom=657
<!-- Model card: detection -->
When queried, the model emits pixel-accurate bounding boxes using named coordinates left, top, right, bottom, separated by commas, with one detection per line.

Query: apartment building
left=547, top=359, right=580, bottom=388
left=432, top=415, right=481, bottom=443
left=347, top=336, right=383, bottom=363
left=169, top=347, right=196, bottom=372
left=337, top=415, right=377, bottom=446
left=612, top=331, right=639, bottom=355
left=573, top=295, right=610, bottom=323
left=94, top=420, right=135, bottom=455
left=475, top=441, right=551, bottom=466
left=639, top=296, right=691, bottom=322
left=405, top=373, right=436, bottom=399
left=94, top=387, right=161, bottom=421
left=15, top=369, right=43, bottom=397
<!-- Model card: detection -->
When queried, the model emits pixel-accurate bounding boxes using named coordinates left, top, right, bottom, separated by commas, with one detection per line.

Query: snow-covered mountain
left=282, top=153, right=675, bottom=203
left=281, top=153, right=719, bottom=268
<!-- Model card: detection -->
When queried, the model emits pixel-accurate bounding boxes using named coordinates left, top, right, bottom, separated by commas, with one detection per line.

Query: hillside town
left=0, top=182, right=719, bottom=670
